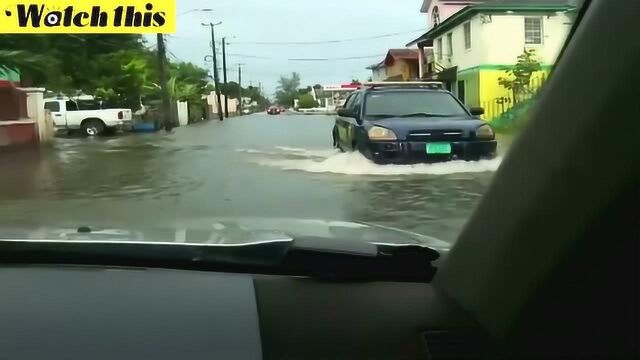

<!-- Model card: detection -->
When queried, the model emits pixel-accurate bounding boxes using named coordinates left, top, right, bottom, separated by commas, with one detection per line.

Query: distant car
left=332, top=82, right=497, bottom=164
left=267, top=106, right=281, bottom=115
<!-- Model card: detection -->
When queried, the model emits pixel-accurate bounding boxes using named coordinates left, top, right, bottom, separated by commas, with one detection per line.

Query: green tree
left=498, top=49, right=543, bottom=103
left=275, top=72, right=301, bottom=106
left=169, top=62, right=209, bottom=92
left=90, top=50, right=156, bottom=110
left=297, top=93, right=318, bottom=109
left=219, top=81, right=242, bottom=99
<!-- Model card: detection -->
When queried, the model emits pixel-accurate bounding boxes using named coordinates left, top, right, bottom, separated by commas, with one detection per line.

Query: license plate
left=426, top=143, right=452, bottom=154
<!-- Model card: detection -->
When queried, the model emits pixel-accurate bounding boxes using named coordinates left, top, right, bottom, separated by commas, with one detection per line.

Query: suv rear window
left=44, top=101, right=60, bottom=112
left=365, top=92, right=468, bottom=118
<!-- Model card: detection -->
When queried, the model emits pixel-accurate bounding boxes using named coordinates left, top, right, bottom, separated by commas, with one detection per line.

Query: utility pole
left=202, top=22, right=224, bottom=121
left=222, top=37, right=229, bottom=118
left=237, top=63, right=245, bottom=115
left=156, top=33, right=173, bottom=131
left=259, top=82, right=263, bottom=111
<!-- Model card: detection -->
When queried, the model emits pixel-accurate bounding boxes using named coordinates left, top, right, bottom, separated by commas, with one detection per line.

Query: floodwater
left=0, top=113, right=509, bottom=243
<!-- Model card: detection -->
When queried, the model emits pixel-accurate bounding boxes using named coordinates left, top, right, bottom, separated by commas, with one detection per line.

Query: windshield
left=0, top=0, right=583, bottom=274
left=365, top=92, right=469, bottom=118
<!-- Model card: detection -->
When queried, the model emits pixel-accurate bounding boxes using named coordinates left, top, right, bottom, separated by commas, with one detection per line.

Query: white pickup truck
left=44, top=98, right=133, bottom=136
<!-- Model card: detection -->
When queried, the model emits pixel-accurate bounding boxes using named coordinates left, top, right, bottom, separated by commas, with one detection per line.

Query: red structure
left=0, top=68, right=39, bottom=148
left=0, top=70, right=28, bottom=120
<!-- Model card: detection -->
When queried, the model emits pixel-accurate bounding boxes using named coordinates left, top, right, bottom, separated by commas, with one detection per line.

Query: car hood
left=368, top=117, right=486, bottom=138
left=0, top=217, right=451, bottom=253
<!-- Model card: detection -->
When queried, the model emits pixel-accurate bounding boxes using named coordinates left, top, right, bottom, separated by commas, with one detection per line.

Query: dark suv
left=332, top=82, right=497, bottom=164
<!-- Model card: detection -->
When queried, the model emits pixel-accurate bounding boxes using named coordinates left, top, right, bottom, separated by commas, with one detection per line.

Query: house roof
left=408, top=0, right=576, bottom=46
left=366, top=61, right=385, bottom=70
left=387, top=49, right=419, bottom=61
left=422, top=0, right=575, bottom=12
left=366, top=49, right=418, bottom=70
left=421, top=0, right=484, bottom=13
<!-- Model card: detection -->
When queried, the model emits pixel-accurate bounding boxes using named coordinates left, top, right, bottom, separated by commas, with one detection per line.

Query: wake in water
left=237, top=146, right=502, bottom=176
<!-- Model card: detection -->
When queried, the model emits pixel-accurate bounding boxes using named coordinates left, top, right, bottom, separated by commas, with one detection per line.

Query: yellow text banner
left=1, top=0, right=175, bottom=33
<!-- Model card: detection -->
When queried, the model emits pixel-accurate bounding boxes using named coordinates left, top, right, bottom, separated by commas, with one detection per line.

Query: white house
left=407, top=0, right=577, bottom=120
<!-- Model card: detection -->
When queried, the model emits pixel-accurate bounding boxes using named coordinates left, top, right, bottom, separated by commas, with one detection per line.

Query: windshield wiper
left=0, top=237, right=440, bottom=282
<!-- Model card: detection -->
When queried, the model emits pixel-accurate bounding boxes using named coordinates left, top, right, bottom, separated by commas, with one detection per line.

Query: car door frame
left=336, top=92, right=363, bottom=151
left=45, top=100, right=66, bottom=129
left=335, top=93, right=356, bottom=149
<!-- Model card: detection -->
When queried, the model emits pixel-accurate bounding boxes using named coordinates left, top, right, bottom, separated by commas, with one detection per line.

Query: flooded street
left=0, top=113, right=506, bottom=243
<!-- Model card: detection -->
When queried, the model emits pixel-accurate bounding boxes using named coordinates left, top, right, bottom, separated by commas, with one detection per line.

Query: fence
left=482, top=74, right=547, bottom=123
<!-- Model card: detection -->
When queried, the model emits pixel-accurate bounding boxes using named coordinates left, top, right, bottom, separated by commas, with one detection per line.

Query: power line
left=223, top=53, right=385, bottom=61
left=169, top=28, right=424, bottom=46
left=232, top=29, right=425, bottom=45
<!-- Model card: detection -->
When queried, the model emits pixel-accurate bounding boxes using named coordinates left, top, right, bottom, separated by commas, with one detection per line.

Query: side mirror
left=469, top=107, right=485, bottom=116
left=337, top=108, right=356, bottom=118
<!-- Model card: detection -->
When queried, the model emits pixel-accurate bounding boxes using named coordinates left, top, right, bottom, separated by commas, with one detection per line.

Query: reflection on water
left=0, top=114, right=506, bottom=243
left=342, top=175, right=492, bottom=241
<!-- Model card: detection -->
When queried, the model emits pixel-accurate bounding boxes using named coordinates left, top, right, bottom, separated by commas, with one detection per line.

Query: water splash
left=240, top=147, right=502, bottom=176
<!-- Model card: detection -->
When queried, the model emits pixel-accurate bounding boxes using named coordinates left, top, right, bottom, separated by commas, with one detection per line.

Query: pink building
left=421, top=0, right=486, bottom=28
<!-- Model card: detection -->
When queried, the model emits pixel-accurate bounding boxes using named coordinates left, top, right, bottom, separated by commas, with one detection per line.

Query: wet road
left=0, top=113, right=507, bottom=243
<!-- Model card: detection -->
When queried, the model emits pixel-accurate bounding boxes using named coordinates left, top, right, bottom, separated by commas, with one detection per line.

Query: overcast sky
left=165, top=0, right=426, bottom=96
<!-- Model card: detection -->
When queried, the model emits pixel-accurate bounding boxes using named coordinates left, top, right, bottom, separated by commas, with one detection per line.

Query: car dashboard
left=0, top=265, right=485, bottom=360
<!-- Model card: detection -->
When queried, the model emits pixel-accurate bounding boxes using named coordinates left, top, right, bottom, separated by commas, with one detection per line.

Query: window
left=464, top=22, right=471, bottom=49
left=65, top=100, right=79, bottom=111
left=437, top=38, right=443, bottom=60
left=350, top=93, right=363, bottom=113
left=525, top=17, right=543, bottom=44
left=342, top=93, right=356, bottom=109
left=44, top=101, right=60, bottom=112
left=365, top=92, right=468, bottom=117
left=447, top=33, right=453, bottom=58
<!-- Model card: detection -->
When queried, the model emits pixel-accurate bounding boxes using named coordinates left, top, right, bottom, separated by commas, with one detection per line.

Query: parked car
left=332, top=82, right=497, bottom=164
left=44, top=98, right=133, bottom=136
left=267, top=106, right=281, bottom=115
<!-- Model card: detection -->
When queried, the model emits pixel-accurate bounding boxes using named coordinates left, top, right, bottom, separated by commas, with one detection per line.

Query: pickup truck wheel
left=81, top=119, right=105, bottom=137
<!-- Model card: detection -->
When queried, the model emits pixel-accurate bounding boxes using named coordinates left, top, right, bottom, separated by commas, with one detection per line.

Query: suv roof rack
left=361, top=81, right=444, bottom=90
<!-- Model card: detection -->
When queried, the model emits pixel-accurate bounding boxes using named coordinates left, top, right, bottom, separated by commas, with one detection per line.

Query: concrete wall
left=0, top=121, right=37, bottom=147
left=0, top=88, right=28, bottom=120
left=177, top=101, right=189, bottom=126
left=434, top=15, right=485, bottom=71
left=206, top=92, right=240, bottom=117
left=479, top=13, right=571, bottom=66
left=0, top=87, right=53, bottom=148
